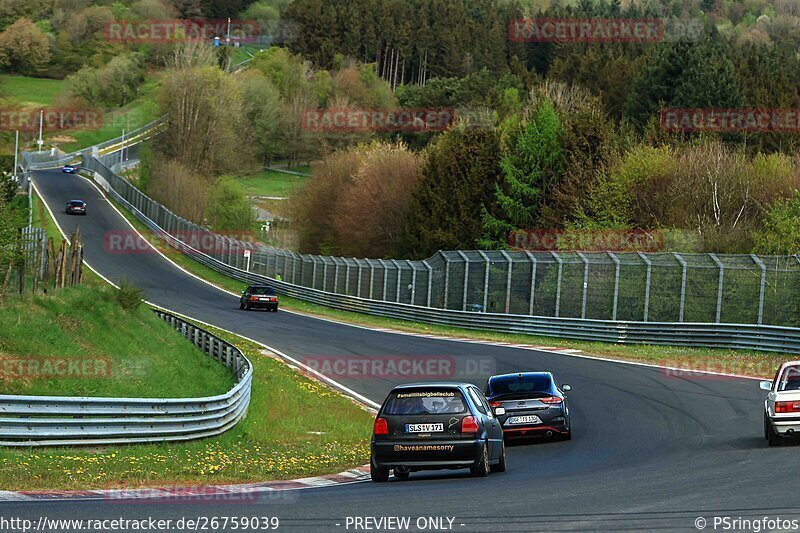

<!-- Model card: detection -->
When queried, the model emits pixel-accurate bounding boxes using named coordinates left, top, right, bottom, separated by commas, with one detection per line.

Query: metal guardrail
left=21, top=117, right=167, bottom=171
left=80, top=155, right=800, bottom=354
left=0, top=310, right=252, bottom=446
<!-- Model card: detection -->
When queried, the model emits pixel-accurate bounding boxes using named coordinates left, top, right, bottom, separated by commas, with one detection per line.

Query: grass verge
left=0, top=301, right=372, bottom=490
left=0, top=285, right=233, bottom=397
left=103, top=189, right=792, bottom=378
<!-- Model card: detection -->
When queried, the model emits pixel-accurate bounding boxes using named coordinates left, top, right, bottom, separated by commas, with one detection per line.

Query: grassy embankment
left=0, top=190, right=373, bottom=490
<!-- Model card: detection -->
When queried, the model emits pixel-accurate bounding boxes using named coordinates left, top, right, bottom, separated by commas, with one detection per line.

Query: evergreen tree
left=480, top=99, right=564, bottom=249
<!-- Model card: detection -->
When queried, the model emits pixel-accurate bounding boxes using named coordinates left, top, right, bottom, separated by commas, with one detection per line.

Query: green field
left=237, top=169, right=310, bottom=198
left=0, top=75, right=65, bottom=108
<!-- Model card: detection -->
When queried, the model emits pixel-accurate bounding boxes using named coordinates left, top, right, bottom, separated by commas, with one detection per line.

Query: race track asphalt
left=3, top=169, right=799, bottom=532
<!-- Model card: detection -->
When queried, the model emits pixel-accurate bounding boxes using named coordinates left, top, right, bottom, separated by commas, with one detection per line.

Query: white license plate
left=259, top=297, right=269, bottom=301
left=406, top=423, right=444, bottom=433
left=507, top=415, right=541, bottom=425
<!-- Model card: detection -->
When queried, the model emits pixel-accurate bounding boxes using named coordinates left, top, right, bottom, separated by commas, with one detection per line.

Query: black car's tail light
left=488, top=400, right=502, bottom=408
left=539, top=397, right=563, bottom=404
left=373, top=417, right=388, bottom=435
left=461, top=415, right=479, bottom=434
left=775, top=401, right=800, bottom=413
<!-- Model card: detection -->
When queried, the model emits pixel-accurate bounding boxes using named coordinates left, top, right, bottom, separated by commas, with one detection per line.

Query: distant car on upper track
left=485, top=372, right=572, bottom=440
left=370, top=383, right=506, bottom=482
left=239, top=284, right=279, bottom=311
left=62, top=164, right=78, bottom=173
left=65, top=200, right=87, bottom=215
left=761, top=361, right=800, bottom=446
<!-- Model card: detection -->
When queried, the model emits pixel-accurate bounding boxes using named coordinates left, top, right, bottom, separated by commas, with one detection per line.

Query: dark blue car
left=370, top=382, right=506, bottom=482
left=485, top=372, right=572, bottom=440
left=62, top=164, right=77, bottom=173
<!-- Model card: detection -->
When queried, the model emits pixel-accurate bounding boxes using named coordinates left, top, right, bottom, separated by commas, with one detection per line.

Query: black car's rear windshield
left=488, top=375, right=554, bottom=396
left=383, top=390, right=467, bottom=415
left=250, top=287, right=276, bottom=295
left=69, top=201, right=85, bottom=206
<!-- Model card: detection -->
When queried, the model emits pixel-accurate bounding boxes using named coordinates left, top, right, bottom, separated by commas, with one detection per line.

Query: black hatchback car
left=65, top=200, right=86, bottom=215
left=370, top=383, right=506, bottom=482
left=485, top=372, right=572, bottom=440
left=239, top=285, right=279, bottom=311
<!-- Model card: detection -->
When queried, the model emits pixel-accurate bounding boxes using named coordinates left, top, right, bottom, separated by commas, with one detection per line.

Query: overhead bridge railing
left=21, top=117, right=167, bottom=172
left=80, top=155, right=800, bottom=355
left=0, top=311, right=252, bottom=446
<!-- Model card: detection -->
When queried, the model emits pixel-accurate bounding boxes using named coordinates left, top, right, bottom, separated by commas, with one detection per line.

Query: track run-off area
left=3, top=168, right=799, bottom=532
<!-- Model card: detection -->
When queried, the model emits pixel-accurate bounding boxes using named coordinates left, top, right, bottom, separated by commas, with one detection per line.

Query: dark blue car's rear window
left=69, top=201, right=84, bottom=206
left=489, top=375, right=553, bottom=395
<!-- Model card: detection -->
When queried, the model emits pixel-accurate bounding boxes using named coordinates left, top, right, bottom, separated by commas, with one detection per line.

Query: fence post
left=369, top=260, right=375, bottom=299
left=322, top=258, right=328, bottom=292
left=457, top=251, right=469, bottom=312
left=333, top=258, right=340, bottom=293
left=357, top=259, right=363, bottom=298
left=423, top=260, right=432, bottom=307
left=498, top=251, right=512, bottom=314
left=311, top=256, right=319, bottom=290
left=608, top=252, right=620, bottom=321
left=379, top=259, right=389, bottom=301
left=751, top=254, right=766, bottom=325
left=410, top=261, right=417, bottom=305
left=709, top=253, right=724, bottom=323
left=443, top=255, right=450, bottom=309
left=637, top=252, right=652, bottom=322
left=672, top=252, right=687, bottom=322
left=345, top=259, right=351, bottom=294
left=391, top=259, right=402, bottom=303
left=551, top=251, right=563, bottom=318
left=525, top=251, right=537, bottom=316
left=478, top=251, right=490, bottom=312
left=577, top=252, right=589, bottom=319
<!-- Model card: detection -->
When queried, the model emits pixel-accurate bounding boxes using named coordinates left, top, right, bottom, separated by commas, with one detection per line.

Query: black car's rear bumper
left=499, top=412, right=569, bottom=437
left=66, top=209, right=86, bottom=215
left=371, top=439, right=483, bottom=470
left=245, top=301, right=278, bottom=309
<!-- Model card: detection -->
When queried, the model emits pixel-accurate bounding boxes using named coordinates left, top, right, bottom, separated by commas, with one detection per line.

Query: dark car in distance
left=239, top=285, right=279, bottom=311
left=485, top=372, right=572, bottom=440
left=65, top=200, right=87, bottom=215
left=62, top=164, right=78, bottom=173
left=370, top=383, right=506, bottom=482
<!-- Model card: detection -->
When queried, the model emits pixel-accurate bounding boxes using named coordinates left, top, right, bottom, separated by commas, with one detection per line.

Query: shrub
left=115, top=280, right=143, bottom=311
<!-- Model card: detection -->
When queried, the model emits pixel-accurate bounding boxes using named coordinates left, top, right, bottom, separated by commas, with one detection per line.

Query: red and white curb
left=0, top=466, right=370, bottom=502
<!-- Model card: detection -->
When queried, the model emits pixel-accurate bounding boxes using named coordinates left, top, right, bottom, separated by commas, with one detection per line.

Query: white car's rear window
left=778, top=366, right=800, bottom=392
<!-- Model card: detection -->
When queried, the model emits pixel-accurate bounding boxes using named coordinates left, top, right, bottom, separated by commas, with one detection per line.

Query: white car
left=761, top=361, right=800, bottom=446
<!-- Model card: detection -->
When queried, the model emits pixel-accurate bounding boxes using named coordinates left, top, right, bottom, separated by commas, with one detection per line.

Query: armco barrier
left=21, top=117, right=167, bottom=171
left=0, top=310, right=252, bottom=446
left=80, top=155, right=800, bottom=354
